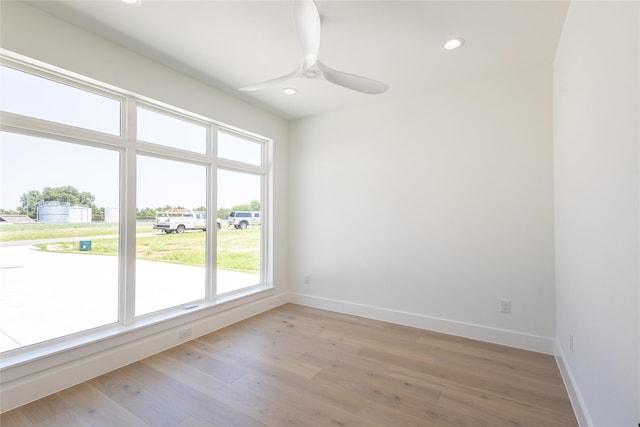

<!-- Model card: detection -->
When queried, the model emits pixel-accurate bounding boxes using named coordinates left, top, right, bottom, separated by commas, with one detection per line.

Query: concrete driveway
left=0, top=243, right=259, bottom=353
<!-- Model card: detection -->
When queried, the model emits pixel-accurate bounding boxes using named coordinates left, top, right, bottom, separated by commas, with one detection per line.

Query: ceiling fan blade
left=239, top=65, right=303, bottom=91
left=317, top=61, right=389, bottom=94
left=293, top=0, right=321, bottom=68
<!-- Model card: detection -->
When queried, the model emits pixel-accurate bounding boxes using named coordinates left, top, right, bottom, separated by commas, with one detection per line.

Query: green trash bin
left=79, top=240, right=92, bottom=251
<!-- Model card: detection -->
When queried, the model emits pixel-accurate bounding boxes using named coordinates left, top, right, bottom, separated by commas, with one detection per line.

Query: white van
left=227, top=211, right=260, bottom=230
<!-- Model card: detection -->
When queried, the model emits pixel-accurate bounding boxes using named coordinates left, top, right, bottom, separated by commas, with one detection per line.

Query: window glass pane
left=136, top=156, right=206, bottom=316
left=218, top=131, right=262, bottom=166
left=137, top=107, right=207, bottom=154
left=217, top=169, right=261, bottom=294
left=0, top=66, right=121, bottom=135
left=0, top=132, right=119, bottom=352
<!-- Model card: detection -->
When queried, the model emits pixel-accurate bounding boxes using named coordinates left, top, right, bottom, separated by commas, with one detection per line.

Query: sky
left=0, top=133, right=120, bottom=209
left=0, top=132, right=261, bottom=212
left=0, top=66, right=262, bottom=213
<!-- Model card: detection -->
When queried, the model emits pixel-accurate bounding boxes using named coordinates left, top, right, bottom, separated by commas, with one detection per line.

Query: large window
left=217, top=169, right=262, bottom=294
left=0, top=133, right=120, bottom=352
left=136, top=156, right=206, bottom=316
left=0, top=58, right=270, bottom=354
left=217, top=131, right=265, bottom=295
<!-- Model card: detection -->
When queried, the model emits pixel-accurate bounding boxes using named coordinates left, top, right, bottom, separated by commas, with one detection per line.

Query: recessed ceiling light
left=444, top=37, right=465, bottom=50
left=283, top=88, right=297, bottom=95
left=122, top=0, right=141, bottom=4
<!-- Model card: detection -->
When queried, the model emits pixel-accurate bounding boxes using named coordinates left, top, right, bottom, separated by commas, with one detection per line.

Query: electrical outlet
left=179, top=328, right=192, bottom=339
left=569, top=333, right=574, bottom=352
left=303, top=274, right=310, bottom=284
left=500, top=299, right=511, bottom=314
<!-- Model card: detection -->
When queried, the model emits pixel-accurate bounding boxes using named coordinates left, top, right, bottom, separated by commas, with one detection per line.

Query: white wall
left=0, top=1, right=289, bottom=411
left=289, top=66, right=556, bottom=352
left=553, top=1, right=640, bottom=426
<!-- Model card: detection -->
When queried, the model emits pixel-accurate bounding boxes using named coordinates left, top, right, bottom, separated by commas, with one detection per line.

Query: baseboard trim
left=555, top=340, right=593, bottom=427
left=0, top=291, right=289, bottom=413
left=290, top=293, right=555, bottom=354
left=1, top=290, right=560, bottom=413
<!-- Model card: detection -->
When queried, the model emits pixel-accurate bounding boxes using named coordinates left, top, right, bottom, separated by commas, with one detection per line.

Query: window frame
left=0, top=54, right=272, bottom=358
left=136, top=102, right=210, bottom=155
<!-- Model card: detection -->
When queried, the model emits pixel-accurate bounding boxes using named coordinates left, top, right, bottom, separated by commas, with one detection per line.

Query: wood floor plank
left=117, top=362, right=266, bottom=427
left=363, top=347, right=512, bottom=396
left=173, top=416, right=212, bottom=427
left=357, top=400, right=488, bottom=427
left=89, top=370, right=189, bottom=426
left=1, top=303, right=578, bottom=426
left=233, top=372, right=375, bottom=427
left=438, top=386, right=578, bottom=427
left=319, top=328, right=439, bottom=364
left=57, top=382, right=146, bottom=426
left=143, top=353, right=291, bottom=426
left=236, top=359, right=367, bottom=415
left=0, top=407, right=36, bottom=427
left=507, top=384, right=577, bottom=419
left=274, top=409, right=369, bottom=427
left=433, top=344, right=565, bottom=387
left=162, top=342, right=248, bottom=384
left=312, top=357, right=442, bottom=411
left=193, top=336, right=322, bottom=379
left=10, top=394, right=91, bottom=427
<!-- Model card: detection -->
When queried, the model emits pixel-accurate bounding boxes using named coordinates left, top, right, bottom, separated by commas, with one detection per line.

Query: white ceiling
left=30, top=0, right=569, bottom=120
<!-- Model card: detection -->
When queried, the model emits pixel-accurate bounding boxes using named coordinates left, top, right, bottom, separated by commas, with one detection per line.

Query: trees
left=15, top=188, right=262, bottom=222
left=217, top=200, right=260, bottom=220
left=136, top=207, right=157, bottom=220
left=18, top=186, right=97, bottom=219
left=217, top=207, right=232, bottom=220
left=230, top=199, right=261, bottom=213
left=249, top=199, right=260, bottom=212
left=18, top=190, right=42, bottom=219
left=42, top=186, right=96, bottom=208
left=0, top=208, right=19, bottom=215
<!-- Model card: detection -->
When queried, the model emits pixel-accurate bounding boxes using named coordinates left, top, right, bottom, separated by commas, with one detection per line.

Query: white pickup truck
left=154, top=210, right=220, bottom=233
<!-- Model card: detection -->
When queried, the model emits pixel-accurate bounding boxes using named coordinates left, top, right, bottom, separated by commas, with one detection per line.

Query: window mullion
left=121, top=98, right=137, bottom=325
left=207, top=124, right=218, bottom=300
left=261, top=138, right=270, bottom=288
left=0, top=112, right=126, bottom=149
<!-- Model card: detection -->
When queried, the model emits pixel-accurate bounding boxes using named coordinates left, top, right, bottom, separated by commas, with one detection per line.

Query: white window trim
left=0, top=53, right=273, bottom=366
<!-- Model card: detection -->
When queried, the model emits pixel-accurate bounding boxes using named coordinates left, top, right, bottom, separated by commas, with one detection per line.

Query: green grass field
left=0, top=222, right=150, bottom=242
left=1, top=223, right=260, bottom=273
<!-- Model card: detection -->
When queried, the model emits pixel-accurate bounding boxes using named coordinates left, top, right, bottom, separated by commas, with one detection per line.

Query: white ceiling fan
left=239, top=0, right=389, bottom=95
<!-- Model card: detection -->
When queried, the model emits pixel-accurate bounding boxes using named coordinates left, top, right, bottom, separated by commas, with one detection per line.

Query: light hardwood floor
left=2, top=303, right=577, bottom=426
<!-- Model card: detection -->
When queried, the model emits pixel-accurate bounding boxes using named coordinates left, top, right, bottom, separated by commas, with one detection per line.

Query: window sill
left=1, top=285, right=275, bottom=378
